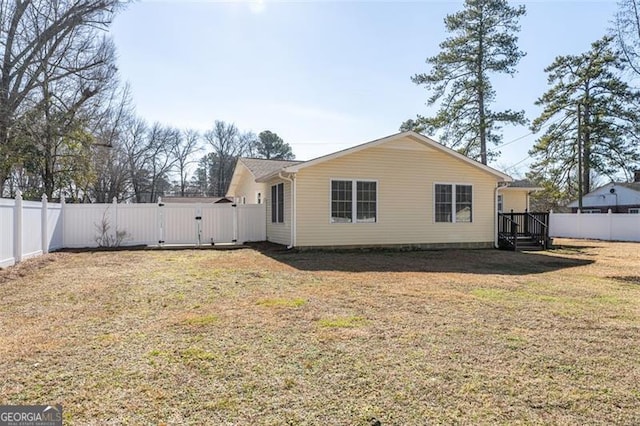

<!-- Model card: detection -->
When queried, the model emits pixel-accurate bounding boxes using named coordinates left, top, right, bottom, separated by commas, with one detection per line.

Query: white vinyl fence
left=1, top=194, right=266, bottom=267
left=63, top=200, right=266, bottom=248
left=0, top=192, right=63, bottom=268
left=550, top=211, right=640, bottom=242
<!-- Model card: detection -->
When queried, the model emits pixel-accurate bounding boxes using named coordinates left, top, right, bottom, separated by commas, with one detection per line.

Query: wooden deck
left=498, top=211, right=550, bottom=251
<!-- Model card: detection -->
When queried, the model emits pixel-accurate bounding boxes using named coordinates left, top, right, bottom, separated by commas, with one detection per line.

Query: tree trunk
left=43, top=151, right=55, bottom=200
left=582, top=96, right=591, bottom=195
left=479, top=90, right=487, bottom=165
left=0, top=116, right=12, bottom=193
left=477, top=12, right=487, bottom=165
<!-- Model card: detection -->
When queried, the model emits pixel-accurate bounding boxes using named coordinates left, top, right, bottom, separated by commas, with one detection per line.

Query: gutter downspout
left=495, top=183, right=507, bottom=249
left=279, top=172, right=296, bottom=249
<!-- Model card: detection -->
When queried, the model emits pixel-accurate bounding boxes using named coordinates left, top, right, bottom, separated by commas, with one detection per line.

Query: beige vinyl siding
left=265, top=178, right=292, bottom=246
left=295, top=139, right=500, bottom=247
left=502, top=190, right=529, bottom=213
left=229, top=163, right=266, bottom=204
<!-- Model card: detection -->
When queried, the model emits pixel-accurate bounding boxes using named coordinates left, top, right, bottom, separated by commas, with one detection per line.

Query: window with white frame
left=331, top=180, right=377, bottom=223
left=434, top=184, right=473, bottom=223
left=497, top=194, right=503, bottom=213
left=629, top=208, right=640, bottom=214
left=271, top=183, right=284, bottom=223
left=582, top=209, right=601, bottom=214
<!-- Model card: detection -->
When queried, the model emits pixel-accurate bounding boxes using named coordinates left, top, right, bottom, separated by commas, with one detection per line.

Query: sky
left=109, top=0, right=620, bottom=177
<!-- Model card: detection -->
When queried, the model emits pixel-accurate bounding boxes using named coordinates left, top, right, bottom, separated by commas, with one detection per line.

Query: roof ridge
left=240, top=157, right=301, bottom=162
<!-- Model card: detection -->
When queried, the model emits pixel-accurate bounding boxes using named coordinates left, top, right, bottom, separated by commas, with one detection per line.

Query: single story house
left=566, top=174, right=640, bottom=214
left=227, top=131, right=535, bottom=249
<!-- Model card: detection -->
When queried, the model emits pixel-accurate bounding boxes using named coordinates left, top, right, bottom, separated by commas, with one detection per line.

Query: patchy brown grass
left=1, top=239, right=639, bottom=424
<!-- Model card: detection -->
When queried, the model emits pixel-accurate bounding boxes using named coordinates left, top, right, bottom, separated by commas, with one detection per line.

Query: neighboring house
left=566, top=173, right=640, bottom=213
left=227, top=131, right=532, bottom=249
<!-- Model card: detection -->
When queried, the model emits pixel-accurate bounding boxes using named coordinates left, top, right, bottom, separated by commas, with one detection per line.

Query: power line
left=510, top=154, right=533, bottom=168
left=497, top=116, right=563, bottom=149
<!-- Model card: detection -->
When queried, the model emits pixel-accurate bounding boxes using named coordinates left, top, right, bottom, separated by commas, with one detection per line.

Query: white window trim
left=628, top=208, right=640, bottom=214
left=582, top=209, right=601, bottom=214
left=497, top=194, right=503, bottom=213
left=433, top=182, right=474, bottom=224
left=329, top=178, right=379, bottom=224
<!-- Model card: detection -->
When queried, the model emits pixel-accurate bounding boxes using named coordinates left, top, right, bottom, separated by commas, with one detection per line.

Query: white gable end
left=568, top=183, right=640, bottom=208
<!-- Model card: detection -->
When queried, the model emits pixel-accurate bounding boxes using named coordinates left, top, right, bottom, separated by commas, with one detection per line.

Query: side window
left=271, top=183, right=284, bottom=223
left=330, top=180, right=377, bottom=223
left=356, top=181, right=377, bottom=223
left=435, top=184, right=452, bottom=222
left=455, top=185, right=472, bottom=223
left=331, top=180, right=353, bottom=223
left=277, top=183, right=284, bottom=222
left=435, top=184, right=472, bottom=223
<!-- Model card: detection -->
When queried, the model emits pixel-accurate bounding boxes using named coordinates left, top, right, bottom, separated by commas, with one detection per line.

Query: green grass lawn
left=1, top=239, right=639, bottom=425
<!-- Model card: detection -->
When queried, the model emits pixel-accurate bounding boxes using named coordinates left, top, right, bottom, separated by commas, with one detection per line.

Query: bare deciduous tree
left=0, top=0, right=123, bottom=193
left=120, top=117, right=149, bottom=202
left=204, top=121, right=249, bottom=196
left=615, top=0, right=640, bottom=76
left=172, top=129, right=201, bottom=196
left=88, top=85, right=134, bottom=202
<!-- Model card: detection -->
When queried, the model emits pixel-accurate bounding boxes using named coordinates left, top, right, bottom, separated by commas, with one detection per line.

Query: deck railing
left=498, top=210, right=550, bottom=250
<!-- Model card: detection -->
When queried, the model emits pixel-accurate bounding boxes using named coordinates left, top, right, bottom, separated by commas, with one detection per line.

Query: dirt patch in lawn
left=0, top=239, right=639, bottom=424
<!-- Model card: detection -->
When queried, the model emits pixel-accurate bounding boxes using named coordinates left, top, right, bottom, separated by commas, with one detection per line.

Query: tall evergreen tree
left=402, top=0, right=526, bottom=164
left=530, top=36, right=640, bottom=200
left=255, top=131, right=294, bottom=160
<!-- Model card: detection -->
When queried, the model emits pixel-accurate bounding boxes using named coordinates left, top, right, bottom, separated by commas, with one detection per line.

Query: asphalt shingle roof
left=240, top=158, right=302, bottom=180
left=616, top=182, right=640, bottom=191
left=508, top=179, right=540, bottom=188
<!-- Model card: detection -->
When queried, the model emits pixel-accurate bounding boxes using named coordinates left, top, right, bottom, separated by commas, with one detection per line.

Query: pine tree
left=256, top=131, right=294, bottom=160
left=403, top=0, right=526, bottom=164
left=529, top=36, right=640, bottom=199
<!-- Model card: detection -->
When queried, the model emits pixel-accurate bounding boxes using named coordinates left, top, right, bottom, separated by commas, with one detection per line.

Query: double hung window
left=331, top=180, right=377, bottom=223
left=434, top=184, right=473, bottom=223
left=271, top=183, right=284, bottom=223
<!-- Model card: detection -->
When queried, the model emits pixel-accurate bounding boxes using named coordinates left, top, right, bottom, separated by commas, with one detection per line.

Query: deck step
left=515, top=238, right=544, bottom=251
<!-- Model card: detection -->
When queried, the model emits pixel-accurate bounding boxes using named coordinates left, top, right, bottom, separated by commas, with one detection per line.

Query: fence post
left=607, top=209, right=612, bottom=240
left=233, top=203, right=239, bottom=244
left=60, top=196, right=66, bottom=248
left=157, top=197, right=164, bottom=246
left=112, top=197, right=118, bottom=242
left=41, top=194, right=49, bottom=254
left=14, top=190, right=23, bottom=263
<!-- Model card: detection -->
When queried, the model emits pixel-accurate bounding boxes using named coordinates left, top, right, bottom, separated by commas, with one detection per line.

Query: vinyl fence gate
left=159, top=203, right=237, bottom=245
